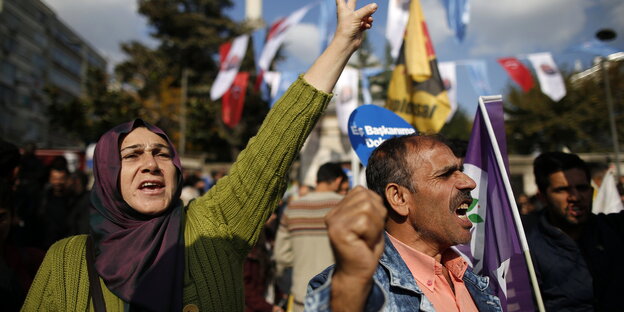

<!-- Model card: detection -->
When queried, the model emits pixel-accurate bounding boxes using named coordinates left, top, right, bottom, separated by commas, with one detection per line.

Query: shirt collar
left=386, top=232, right=469, bottom=292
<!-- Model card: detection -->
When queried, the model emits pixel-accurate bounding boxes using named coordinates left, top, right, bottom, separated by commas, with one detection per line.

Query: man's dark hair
left=316, top=162, right=347, bottom=184
left=366, top=133, right=449, bottom=204
left=533, top=152, right=591, bottom=193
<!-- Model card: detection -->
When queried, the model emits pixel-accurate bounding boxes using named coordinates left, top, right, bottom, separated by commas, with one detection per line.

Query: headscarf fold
left=90, top=119, right=184, bottom=311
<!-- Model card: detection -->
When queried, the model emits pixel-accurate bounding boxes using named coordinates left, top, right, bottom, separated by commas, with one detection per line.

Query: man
left=306, top=134, right=501, bottom=311
left=39, top=166, right=73, bottom=248
left=274, top=162, right=347, bottom=312
left=527, top=152, right=624, bottom=311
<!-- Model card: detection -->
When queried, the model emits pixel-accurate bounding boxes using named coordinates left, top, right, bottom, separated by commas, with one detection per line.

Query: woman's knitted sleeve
left=186, top=76, right=331, bottom=254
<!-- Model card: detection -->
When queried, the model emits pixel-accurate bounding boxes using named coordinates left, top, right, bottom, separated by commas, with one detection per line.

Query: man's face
left=542, top=168, right=592, bottom=227
left=404, top=141, right=476, bottom=249
left=119, top=127, right=178, bottom=215
left=49, top=169, right=68, bottom=195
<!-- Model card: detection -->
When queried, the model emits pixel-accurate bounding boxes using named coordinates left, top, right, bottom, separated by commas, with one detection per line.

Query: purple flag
left=460, top=96, right=534, bottom=311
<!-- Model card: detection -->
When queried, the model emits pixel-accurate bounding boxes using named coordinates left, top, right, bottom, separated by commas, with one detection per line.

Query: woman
left=22, top=1, right=377, bottom=311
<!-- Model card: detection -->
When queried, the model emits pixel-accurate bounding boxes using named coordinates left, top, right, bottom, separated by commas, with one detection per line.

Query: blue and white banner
left=335, top=67, right=360, bottom=134
left=348, top=105, right=416, bottom=166
left=442, top=0, right=470, bottom=42
left=465, top=60, right=492, bottom=96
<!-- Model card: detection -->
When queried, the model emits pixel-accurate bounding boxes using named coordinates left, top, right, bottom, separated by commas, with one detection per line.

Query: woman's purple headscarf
left=90, top=119, right=184, bottom=311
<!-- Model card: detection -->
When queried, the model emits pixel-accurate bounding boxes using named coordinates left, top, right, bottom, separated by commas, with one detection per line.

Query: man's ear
left=385, top=183, right=410, bottom=217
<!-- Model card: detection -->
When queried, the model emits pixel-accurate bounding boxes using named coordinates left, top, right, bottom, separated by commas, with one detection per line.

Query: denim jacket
left=305, top=235, right=502, bottom=312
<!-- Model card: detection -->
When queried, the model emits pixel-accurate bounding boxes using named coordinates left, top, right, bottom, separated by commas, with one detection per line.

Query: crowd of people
left=1, top=0, right=623, bottom=311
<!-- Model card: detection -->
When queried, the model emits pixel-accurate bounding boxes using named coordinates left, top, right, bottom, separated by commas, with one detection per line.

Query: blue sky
left=44, top=0, right=624, bottom=116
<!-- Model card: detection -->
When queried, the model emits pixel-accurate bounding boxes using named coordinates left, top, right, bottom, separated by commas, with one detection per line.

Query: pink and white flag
left=257, top=4, right=314, bottom=71
left=528, top=52, right=566, bottom=102
left=386, top=0, right=411, bottom=61
left=210, top=34, right=249, bottom=101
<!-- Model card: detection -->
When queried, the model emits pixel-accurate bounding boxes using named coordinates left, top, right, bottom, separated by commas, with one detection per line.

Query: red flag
left=497, top=57, right=534, bottom=92
left=222, top=72, right=249, bottom=128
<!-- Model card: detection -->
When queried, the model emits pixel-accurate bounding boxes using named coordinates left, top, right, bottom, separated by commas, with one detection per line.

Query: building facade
left=0, top=0, right=106, bottom=148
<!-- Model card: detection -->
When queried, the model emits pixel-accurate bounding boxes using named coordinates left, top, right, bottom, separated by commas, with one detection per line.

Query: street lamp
left=595, top=29, right=621, bottom=178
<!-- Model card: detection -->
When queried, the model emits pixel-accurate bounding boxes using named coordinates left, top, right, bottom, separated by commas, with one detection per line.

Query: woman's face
left=119, top=127, right=177, bottom=215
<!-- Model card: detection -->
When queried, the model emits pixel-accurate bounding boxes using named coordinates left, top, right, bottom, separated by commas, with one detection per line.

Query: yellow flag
left=386, top=0, right=451, bottom=133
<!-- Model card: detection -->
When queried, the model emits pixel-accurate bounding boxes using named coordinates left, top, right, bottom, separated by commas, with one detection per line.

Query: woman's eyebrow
left=120, top=144, right=144, bottom=153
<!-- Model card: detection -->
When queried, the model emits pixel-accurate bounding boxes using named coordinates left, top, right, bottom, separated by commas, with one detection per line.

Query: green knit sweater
left=21, top=76, right=331, bottom=312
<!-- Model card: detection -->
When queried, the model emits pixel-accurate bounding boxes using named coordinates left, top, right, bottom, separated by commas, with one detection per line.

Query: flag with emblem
left=461, top=95, right=542, bottom=311
left=385, top=0, right=451, bottom=133
left=528, top=52, right=566, bottom=102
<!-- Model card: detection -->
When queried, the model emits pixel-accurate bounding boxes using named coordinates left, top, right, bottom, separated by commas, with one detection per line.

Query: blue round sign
left=348, top=105, right=417, bottom=166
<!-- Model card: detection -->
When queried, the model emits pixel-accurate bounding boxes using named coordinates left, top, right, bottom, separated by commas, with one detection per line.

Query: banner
left=528, top=52, right=566, bottom=102
left=318, top=0, right=335, bottom=52
left=361, top=67, right=384, bottom=105
left=592, top=168, right=624, bottom=214
left=347, top=105, right=416, bottom=166
left=335, top=67, right=360, bottom=134
left=460, top=96, right=535, bottom=311
left=222, top=72, right=249, bottom=128
left=211, top=34, right=249, bottom=101
left=385, top=0, right=451, bottom=133
left=465, top=60, right=492, bottom=96
left=386, top=0, right=411, bottom=61
left=438, top=61, right=457, bottom=122
left=442, top=0, right=470, bottom=42
left=497, top=57, right=534, bottom=92
left=257, top=4, right=313, bottom=71
left=269, top=71, right=298, bottom=108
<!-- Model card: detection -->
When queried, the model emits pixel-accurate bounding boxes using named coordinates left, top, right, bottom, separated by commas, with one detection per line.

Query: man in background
left=528, top=152, right=624, bottom=311
left=274, top=162, right=347, bottom=312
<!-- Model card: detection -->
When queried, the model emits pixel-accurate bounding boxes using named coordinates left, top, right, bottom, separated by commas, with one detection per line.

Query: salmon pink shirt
left=387, top=233, right=478, bottom=312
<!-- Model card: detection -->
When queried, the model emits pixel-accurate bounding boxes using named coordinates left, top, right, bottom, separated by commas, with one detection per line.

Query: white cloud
left=422, top=0, right=454, bottom=46
left=467, top=0, right=588, bottom=56
left=280, top=23, right=320, bottom=71
left=42, top=0, right=158, bottom=69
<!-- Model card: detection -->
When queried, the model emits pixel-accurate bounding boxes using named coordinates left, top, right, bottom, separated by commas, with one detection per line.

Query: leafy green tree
left=47, top=67, right=143, bottom=143
left=116, top=0, right=270, bottom=160
left=504, top=60, right=623, bottom=154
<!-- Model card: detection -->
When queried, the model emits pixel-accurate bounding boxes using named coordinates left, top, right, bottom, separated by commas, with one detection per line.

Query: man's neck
left=314, top=183, right=335, bottom=193
left=386, top=228, right=446, bottom=262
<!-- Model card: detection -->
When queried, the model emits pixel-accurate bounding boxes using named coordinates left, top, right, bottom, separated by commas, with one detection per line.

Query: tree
left=47, top=67, right=144, bottom=143
left=504, top=60, right=623, bottom=154
left=117, top=0, right=270, bottom=160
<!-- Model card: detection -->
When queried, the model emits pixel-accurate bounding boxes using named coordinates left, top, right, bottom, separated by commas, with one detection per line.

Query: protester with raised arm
left=22, top=1, right=377, bottom=311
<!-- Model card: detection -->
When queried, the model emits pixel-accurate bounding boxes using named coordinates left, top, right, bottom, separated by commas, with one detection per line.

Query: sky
left=42, top=0, right=624, bottom=116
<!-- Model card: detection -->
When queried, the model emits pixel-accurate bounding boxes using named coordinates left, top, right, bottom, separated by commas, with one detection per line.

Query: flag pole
left=477, top=96, right=545, bottom=312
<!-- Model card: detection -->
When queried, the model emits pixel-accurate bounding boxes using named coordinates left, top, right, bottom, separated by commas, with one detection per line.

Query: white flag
left=528, top=52, right=566, bottom=102
left=258, top=4, right=313, bottom=71
left=592, top=169, right=624, bottom=214
left=386, top=0, right=411, bottom=61
left=334, top=67, right=359, bottom=134
left=438, top=61, right=457, bottom=122
left=210, top=34, right=249, bottom=101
